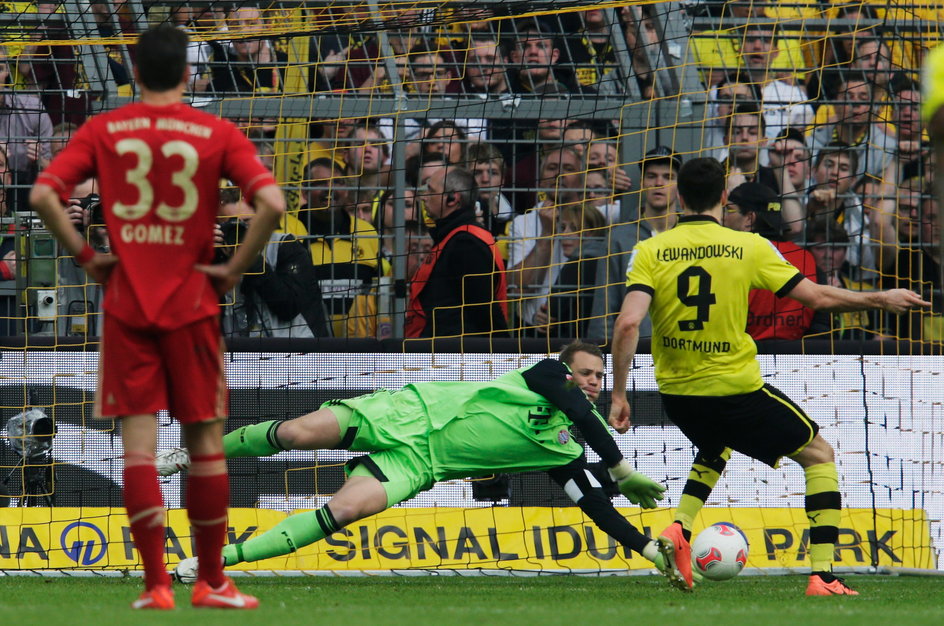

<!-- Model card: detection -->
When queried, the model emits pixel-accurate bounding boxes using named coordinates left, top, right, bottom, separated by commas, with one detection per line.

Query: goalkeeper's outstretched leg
left=158, top=407, right=346, bottom=476
left=176, top=450, right=423, bottom=582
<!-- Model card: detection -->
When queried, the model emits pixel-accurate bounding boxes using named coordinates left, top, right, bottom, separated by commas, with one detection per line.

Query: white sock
left=642, top=540, right=660, bottom=562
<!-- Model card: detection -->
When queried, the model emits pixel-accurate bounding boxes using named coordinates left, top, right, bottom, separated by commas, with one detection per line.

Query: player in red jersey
left=30, top=25, right=285, bottom=610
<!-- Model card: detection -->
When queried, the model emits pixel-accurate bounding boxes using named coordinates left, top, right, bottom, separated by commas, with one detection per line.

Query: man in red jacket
left=723, top=182, right=826, bottom=340
left=406, top=156, right=508, bottom=338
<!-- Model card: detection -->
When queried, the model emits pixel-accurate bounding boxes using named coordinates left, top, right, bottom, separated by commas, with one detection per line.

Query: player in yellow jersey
left=608, top=158, right=929, bottom=595
left=922, top=44, right=944, bottom=279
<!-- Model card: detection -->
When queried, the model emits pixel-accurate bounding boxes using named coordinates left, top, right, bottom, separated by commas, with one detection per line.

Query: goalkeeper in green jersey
left=161, top=341, right=687, bottom=589
left=609, top=157, right=929, bottom=596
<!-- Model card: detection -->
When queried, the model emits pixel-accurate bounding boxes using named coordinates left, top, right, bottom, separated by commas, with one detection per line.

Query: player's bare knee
left=323, top=501, right=356, bottom=527
left=273, top=419, right=303, bottom=448
left=324, top=497, right=374, bottom=527
left=792, top=435, right=834, bottom=467
left=277, top=409, right=341, bottom=450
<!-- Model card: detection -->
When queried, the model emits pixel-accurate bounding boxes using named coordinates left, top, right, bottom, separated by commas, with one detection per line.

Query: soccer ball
left=692, top=522, right=749, bottom=581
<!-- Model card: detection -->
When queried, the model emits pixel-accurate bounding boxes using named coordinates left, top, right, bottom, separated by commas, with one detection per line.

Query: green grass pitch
left=0, top=575, right=940, bottom=626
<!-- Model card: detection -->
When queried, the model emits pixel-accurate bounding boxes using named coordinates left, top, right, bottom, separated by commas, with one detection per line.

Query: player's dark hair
left=558, top=340, right=603, bottom=367
left=136, top=25, right=189, bottom=92
left=677, top=158, right=726, bottom=213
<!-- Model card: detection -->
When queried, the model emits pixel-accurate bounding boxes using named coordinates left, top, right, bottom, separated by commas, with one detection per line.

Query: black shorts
left=660, top=383, right=819, bottom=467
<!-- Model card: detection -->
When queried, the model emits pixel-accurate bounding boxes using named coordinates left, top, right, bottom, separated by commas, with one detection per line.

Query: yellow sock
left=804, top=462, right=841, bottom=572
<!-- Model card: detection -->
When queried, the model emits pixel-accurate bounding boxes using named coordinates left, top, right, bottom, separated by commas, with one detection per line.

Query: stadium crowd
left=0, top=1, right=941, bottom=341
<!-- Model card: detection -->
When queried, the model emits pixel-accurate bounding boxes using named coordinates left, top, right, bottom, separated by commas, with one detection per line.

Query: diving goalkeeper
left=160, top=341, right=686, bottom=588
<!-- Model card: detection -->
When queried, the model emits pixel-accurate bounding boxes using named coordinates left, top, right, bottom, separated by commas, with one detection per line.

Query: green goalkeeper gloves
left=608, top=460, right=666, bottom=509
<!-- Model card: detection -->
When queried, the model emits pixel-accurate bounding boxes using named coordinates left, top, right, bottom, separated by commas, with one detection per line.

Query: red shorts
left=96, top=314, right=227, bottom=423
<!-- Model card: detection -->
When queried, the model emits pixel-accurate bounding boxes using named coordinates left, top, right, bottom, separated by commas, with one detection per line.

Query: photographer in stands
left=218, top=188, right=328, bottom=338
left=57, top=178, right=105, bottom=337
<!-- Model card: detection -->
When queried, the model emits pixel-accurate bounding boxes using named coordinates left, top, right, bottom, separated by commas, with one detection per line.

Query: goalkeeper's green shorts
left=322, top=389, right=436, bottom=507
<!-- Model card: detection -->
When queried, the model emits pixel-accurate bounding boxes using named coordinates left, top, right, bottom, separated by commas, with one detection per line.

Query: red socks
left=123, top=454, right=171, bottom=590
left=187, top=452, right=229, bottom=588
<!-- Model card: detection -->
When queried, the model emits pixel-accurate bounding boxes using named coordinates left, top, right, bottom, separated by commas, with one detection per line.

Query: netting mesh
left=0, top=1, right=941, bottom=573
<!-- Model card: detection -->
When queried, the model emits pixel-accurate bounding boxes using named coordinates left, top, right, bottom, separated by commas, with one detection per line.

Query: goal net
left=0, top=1, right=941, bottom=575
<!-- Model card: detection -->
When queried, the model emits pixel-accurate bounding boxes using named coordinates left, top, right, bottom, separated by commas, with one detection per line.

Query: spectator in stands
left=819, top=4, right=880, bottom=72
left=534, top=203, right=607, bottom=338
left=0, top=45, right=53, bottom=212
left=565, top=9, right=619, bottom=89
left=767, top=128, right=812, bottom=197
left=723, top=104, right=804, bottom=236
left=347, top=187, right=376, bottom=223
left=300, top=157, right=380, bottom=338
left=35, top=121, right=78, bottom=172
left=507, top=145, right=583, bottom=329
left=891, top=75, right=923, bottom=147
left=811, top=38, right=895, bottom=133
left=6, top=6, right=86, bottom=126
left=561, top=120, right=597, bottom=161
left=209, top=7, right=279, bottom=93
left=853, top=39, right=894, bottom=124
left=375, top=187, right=422, bottom=274
left=406, top=159, right=508, bottom=338
left=586, top=147, right=683, bottom=341
left=409, top=42, right=459, bottom=96
left=0, top=145, right=13, bottom=298
left=805, top=143, right=874, bottom=281
left=462, top=33, right=512, bottom=96
left=510, top=118, right=572, bottom=209
left=806, top=218, right=877, bottom=340
left=706, top=72, right=758, bottom=160
left=0, top=143, right=10, bottom=217
left=53, top=177, right=105, bottom=338
left=723, top=103, right=772, bottom=182
left=508, top=19, right=584, bottom=96
left=378, top=44, right=485, bottom=143
left=723, top=182, right=825, bottom=340
left=422, top=120, right=468, bottom=166
left=217, top=188, right=327, bottom=338
left=810, top=71, right=894, bottom=180
left=172, top=5, right=221, bottom=93
left=349, top=28, right=418, bottom=93
left=467, top=141, right=514, bottom=234
left=729, top=24, right=814, bottom=140
left=587, top=138, right=632, bottom=197
left=247, top=126, right=276, bottom=172
left=595, top=4, right=664, bottom=99
left=89, top=2, right=135, bottom=96
left=873, top=178, right=941, bottom=340
left=404, top=222, right=433, bottom=283
left=582, top=169, right=619, bottom=225
left=341, top=121, right=390, bottom=210
left=877, top=76, right=928, bottom=188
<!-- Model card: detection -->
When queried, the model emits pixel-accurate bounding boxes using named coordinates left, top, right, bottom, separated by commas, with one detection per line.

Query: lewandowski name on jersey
left=656, top=244, right=744, bottom=262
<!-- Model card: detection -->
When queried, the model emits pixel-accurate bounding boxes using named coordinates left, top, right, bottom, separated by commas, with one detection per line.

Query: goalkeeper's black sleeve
left=521, top=359, right=623, bottom=467
left=547, top=456, right=650, bottom=554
